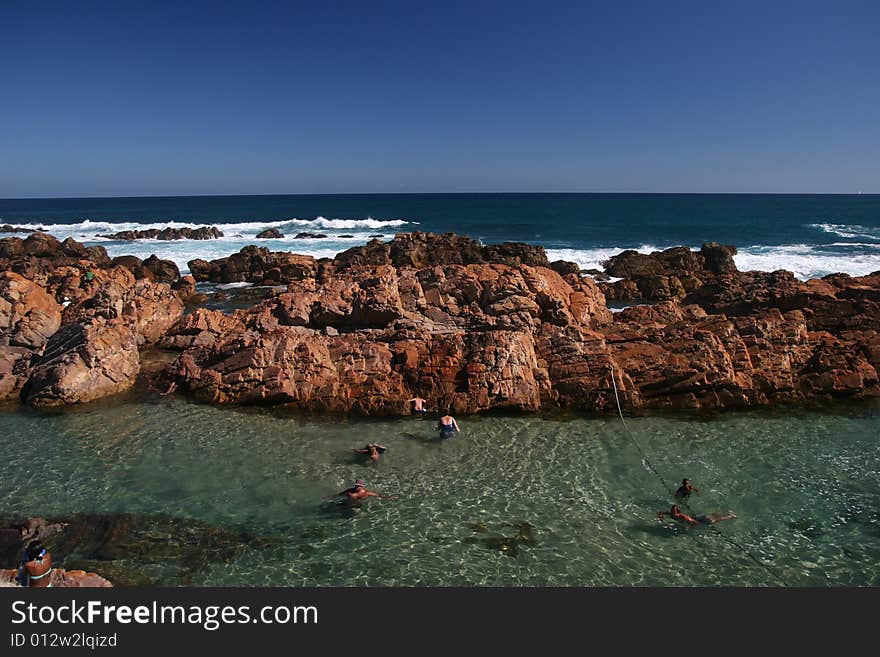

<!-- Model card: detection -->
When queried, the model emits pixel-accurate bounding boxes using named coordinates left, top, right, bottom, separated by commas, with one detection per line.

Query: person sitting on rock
left=19, top=540, right=53, bottom=588
left=408, top=396, right=429, bottom=414
left=336, top=479, right=396, bottom=506
left=674, top=478, right=699, bottom=500
left=438, top=411, right=460, bottom=439
left=353, top=443, right=386, bottom=462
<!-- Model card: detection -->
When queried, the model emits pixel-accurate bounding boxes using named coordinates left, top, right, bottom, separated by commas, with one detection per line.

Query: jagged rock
left=0, top=224, right=36, bottom=234
left=188, top=246, right=316, bottom=284
left=0, top=273, right=62, bottom=399
left=600, top=243, right=738, bottom=303
left=142, top=254, right=180, bottom=283
left=0, top=272, right=61, bottom=349
left=21, top=317, right=141, bottom=406
left=293, top=232, right=327, bottom=239
left=96, top=226, right=223, bottom=240
left=256, top=228, right=284, bottom=238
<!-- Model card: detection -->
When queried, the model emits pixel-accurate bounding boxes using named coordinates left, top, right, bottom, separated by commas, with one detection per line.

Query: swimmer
left=657, top=505, right=736, bottom=525
left=408, top=396, right=428, bottom=414
left=336, top=479, right=397, bottom=506
left=674, top=478, right=699, bottom=500
left=353, top=443, right=386, bottom=462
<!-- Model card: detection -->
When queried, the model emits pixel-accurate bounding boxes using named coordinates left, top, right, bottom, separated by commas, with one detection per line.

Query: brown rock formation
left=21, top=317, right=141, bottom=407
left=96, top=226, right=223, bottom=240
left=158, top=234, right=880, bottom=414
left=0, top=237, right=185, bottom=405
left=599, top=242, right=738, bottom=303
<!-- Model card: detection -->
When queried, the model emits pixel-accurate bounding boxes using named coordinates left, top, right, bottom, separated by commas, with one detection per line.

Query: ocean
left=1, top=193, right=879, bottom=586
left=2, top=193, right=879, bottom=279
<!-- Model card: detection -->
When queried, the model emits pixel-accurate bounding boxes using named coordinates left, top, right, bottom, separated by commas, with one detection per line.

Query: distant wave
left=1, top=215, right=414, bottom=235
left=808, top=223, right=880, bottom=241
left=0, top=216, right=413, bottom=274
left=548, top=243, right=880, bottom=280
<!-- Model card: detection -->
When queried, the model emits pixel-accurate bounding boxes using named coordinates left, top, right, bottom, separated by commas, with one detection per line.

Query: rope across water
left=608, top=366, right=788, bottom=586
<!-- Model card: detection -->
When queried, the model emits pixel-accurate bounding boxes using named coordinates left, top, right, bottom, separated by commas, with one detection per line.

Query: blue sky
left=1, top=1, right=878, bottom=197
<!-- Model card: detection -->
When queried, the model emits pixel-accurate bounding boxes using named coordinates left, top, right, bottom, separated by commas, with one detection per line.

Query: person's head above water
left=354, top=479, right=366, bottom=488
left=682, top=478, right=690, bottom=485
left=670, top=505, right=680, bottom=514
left=25, top=540, right=46, bottom=561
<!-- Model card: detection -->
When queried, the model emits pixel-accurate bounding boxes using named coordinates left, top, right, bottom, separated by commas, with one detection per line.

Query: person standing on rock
left=18, top=540, right=53, bottom=588
left=408, top=396, right=429, bottom=414
left=438, top=411, right=460, bottom=439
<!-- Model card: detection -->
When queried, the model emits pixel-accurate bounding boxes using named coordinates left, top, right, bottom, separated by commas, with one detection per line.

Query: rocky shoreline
left=1, top=230, right=878, bottom=413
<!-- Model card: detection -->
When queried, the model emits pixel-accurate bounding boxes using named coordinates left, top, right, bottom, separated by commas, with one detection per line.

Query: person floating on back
left=657, top=504, right=736, bottom=526
left=674, top=478, right=699, bottom=500
left=336, top=479, right=397, bottom=506
left=353, top=443, right=387, bottom=462
left=438, top=411, right=460, bottom=439
left=408, top=396, right=429, bottom=414
left=17, top=540, right=53, bottom=588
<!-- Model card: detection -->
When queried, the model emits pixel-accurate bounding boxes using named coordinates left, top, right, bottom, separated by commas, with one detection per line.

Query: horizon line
left=1, top=190, right=877, bottom=202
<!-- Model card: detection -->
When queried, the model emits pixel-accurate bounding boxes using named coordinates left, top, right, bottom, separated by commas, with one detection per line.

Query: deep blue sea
left=2, top=193, right=879, bottom=278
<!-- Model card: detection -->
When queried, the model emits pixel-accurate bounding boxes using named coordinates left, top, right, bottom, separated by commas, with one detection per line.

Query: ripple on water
left=1, top=401, right=879, bottom=586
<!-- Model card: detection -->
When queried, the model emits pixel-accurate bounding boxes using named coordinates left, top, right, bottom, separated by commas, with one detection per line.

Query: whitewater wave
left=545, top=245, right=663, bottom=272
left=0, top=215, right=414, bottom=274
left=548, top=243, right=880, bottom=280
left=2, top=215, right=414, bottom=235
left=808, top=223, right=880, bottom=241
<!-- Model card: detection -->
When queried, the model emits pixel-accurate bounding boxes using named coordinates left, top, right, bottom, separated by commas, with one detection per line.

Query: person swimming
left=353, top=443, right=387, bottom=462
left=657, top=504, right=736, bottom=525
left=674, top=478, right=699, bottom=500
left=408, top=396, right=428, bottom=414
left=437, top=412, right=460, bottom=439
left=335, top=479, right=397, bottom=506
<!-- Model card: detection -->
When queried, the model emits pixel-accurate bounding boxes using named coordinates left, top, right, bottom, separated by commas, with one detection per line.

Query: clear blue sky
left=2, top=0, right=878, bottom=197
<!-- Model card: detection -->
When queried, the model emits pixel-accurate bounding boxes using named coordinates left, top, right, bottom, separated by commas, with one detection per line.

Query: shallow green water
left=1, top=399, right=879, bottom=586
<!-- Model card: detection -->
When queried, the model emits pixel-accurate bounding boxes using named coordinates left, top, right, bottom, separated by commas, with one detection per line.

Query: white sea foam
left=545, top=245, right=662, bottom=272
left=734, top=244, right=880, bottom=279
left=549, top=243, right=880, bottom=280
left=2, top=216, right=414, bottom=273
left=808, top=223, right=880, bottom=241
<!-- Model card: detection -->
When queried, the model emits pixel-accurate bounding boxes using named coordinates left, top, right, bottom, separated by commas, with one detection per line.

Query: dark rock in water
left=0, top=514, right=279, bottom=586
left=549, top=260, right=580, bottom=276
left=0, top=224, right=36, bottom=234
left=334, top=231, right=550, bottom=270
left=582, top=268, right=610, bottom=281
left=369, top=234, right=384, bottom=238
left=294, top=232, right=328, bottom=239
left=96, top=227, right=223, bottom=240
left=462, top=521, right=537, bottom=558
left=142, top=254, right=180, bottom=284
left=256, top=228, right=284, bottom=239
left=338, top=234, right=354, bottom=238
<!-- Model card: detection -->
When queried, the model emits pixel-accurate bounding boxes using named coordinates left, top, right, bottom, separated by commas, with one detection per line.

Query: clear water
left=2, top=399, right=878, bottom=586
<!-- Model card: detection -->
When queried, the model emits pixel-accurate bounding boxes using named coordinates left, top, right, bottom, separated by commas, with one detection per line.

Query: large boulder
left=21, top=318, right=140, bottom=407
